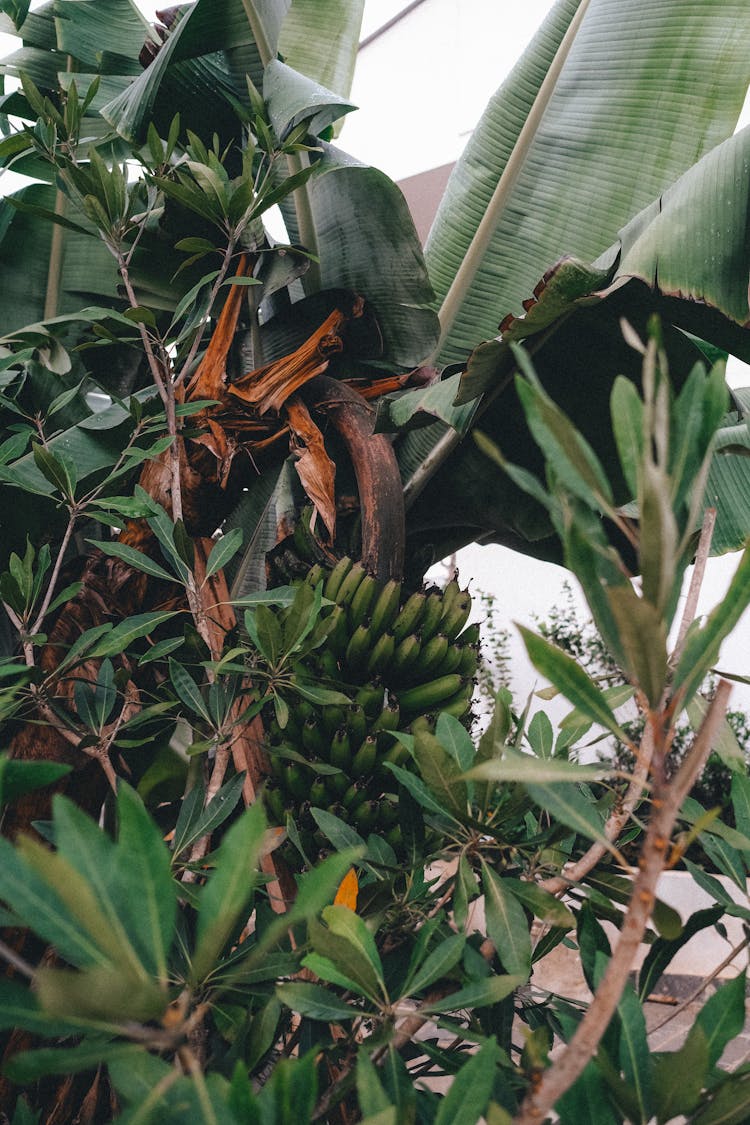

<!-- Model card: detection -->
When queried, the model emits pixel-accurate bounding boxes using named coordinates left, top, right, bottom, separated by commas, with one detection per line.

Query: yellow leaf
left=334, top=867, right=359, bottom=911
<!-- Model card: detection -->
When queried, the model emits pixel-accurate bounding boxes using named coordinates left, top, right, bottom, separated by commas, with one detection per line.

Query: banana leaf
left=395, top=0, right=750, bottom=561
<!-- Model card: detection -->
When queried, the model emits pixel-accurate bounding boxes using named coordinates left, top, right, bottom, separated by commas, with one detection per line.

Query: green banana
left=326, top=771, right=349, bottom=799
left=440, top=577, right=462, bottom=616
left=408, top=714, right=436, bottom=735
left=392, top=591, right=427, bottom=643
left=366, top=631, right=396, bottom=676
left=335, top=561, right=367, bottom=606
left=350, top=798, right=379, bottom=834
left=457, top=644, right=479, bottom=677
left=349, top=572, right=378, bottom=629
left=303, top=562, right=326, bottom=589
left=309, top=776, right=328, bottom=806
left=323, top=556, right=353, bottom=601
left=351, top=733, right=378, bottom=777
left=346, top=703, right=368, bottom=746
left=330, top=726, right=352, bottom=771
left=398, top=673, right=466, bottom=714
left=369, top=578, right=401, bottom=638
left=459, top=622, right=480, bottom=646
left=322, top=703, right=346, bottom=736
left=371, top=698, right=400, bottom=733
left=442, top=593, right=472, bottom=640
left=417, top=632, right=449, bottom=677
left=344, top=622, right=372, bottom=678
left=419, top=592, right=444, bottom=642
left=391, top=633, right=422, bottom=678
left=385, top=824, right=403, bottom=850
left=378, top=799, right=399, bottom=828
left=355, top=680, right=385, bottom=718
left=325, top=604, right=349, bottom=656
left=264, top=781, right=286, bottom=823
left=302, top=717, right=325, bottom=757
left=432, top=642, right=463, bottom=677
left=342, top=780, right=366, bottom=812
left=281, top=762, right=308, bottom=802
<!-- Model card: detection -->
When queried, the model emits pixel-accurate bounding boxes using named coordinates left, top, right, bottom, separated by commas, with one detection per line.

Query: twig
left=648, top=933, right=750, bottom=1034
left=539, top=724, right=654, bottom=895
left=513, top=680, right=731, bottom=1125
left=672, top=506, right=716, bottom=664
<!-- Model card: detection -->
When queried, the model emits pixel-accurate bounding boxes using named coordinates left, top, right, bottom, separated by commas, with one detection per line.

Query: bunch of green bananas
left=263, top=558, right=479, bottom=867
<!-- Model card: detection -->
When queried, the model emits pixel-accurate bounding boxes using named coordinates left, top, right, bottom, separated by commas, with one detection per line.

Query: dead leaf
left=334, top=867, right=359, bottom=911
left=286, top=396, right=337, bottom=541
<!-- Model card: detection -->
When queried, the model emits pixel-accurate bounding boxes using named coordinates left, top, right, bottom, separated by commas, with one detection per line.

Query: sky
left=1, top=0, right=750, bottom=715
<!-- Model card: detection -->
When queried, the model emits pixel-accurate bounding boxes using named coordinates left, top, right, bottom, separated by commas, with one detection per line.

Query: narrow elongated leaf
left=276, top=982, right=357, bottom=1022
left=91, top=540, right=178, bottom=584
left=434, top=1037, right=502, bottom=1125
left=192, top=802, right=267, bottom=982
left=88, top=611, right=178, bottom=658
left=525, top=781, right=613, bottom=854
left=465, top=746, right=607, bottom=785
left=618, top=983, right=652, bottom=1122
left=519, top=626, right=630, bottom=741
left=673, top=544, right=750, bottom=704
left=403, top=933, right=466, bottom=999
left=638, top=907, right=723, bottom=1001
left=413, top=731, right=468, bottom=819
left=5, top=1040, right=143, bottom=1085
left=421, top=974, right=523, bottom=1015
left=694, top=972, right=747, bottom=1068
left=652, top=1026, right=710, bottom=1124
left=502, top=877, right=574, bottom=929
left=481, top=863, right=532, bottom=978
left=114, top=783, right=177, bottom=983
left=204, top=527, right=243, bottom=581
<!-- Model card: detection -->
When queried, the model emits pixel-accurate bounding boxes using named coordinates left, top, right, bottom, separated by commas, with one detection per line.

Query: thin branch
left=672, top=506, right=716, bottom=664
left=539, top=723, right=654, bottom=895
left=648, top=933, right=750, bottom=1034
left=30, top=509, right=78, bottom=635
left=513, top=680, right=731, bottom=1125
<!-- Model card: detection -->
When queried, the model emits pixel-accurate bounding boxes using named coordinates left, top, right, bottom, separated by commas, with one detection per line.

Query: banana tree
left=1, top=0, right=750, bottom=581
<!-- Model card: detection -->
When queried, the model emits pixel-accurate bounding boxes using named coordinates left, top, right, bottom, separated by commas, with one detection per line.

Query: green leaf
left=413, top=730, right=468, bottom=819
left=382, top=762, right=460, bottom=821
left=652, top=1026, right=710, bottom=1124
left=618, top=983, right=652, bottom=1122
left=88, top=611, right=178, bottom=659
left=694, top=971, right=747, bottom=1068
left=204, top=528, right=243, bottom=580
left=192, top=801, right=267, bottom=982
left=310, top=808, right=365, bottom=852
left=673, top=544, right=750, bottom=705
left=114, top=783, right=177, bottom=982
left=435, top=711, right=476, bottom=771
left=357, top=1049, right=392, bottom=1118
left=526, top=781, right=615, bottom=855
left=689, top=1071, right=750, bottom=1124
left=434, top=1037, right=502, bottom=1125
left=0, top=756, right=70, bottom=807
left=465, top=746, right=608, bottom=785
left=606, top=584, right=669, bottom=707
left=317, top=904, right=386, bottom=999
left=169, top=658, right=211, bottom=723
left=501, top=877, right=575, bottom=929
left=481, top=863, right=532, bottom=978
left=403, top=933, right=466, bottom=999
left=421, top=974, right=524, bottom=1015
left=90, top=540, right=178, bottom=584
left=519, top=625, right=630, bottom=741
left=638, top=907, right=723, bottom=1001
left=5, top=1040, right=143, bottom=1085
left=276, top=981, right=358, bottom=1022
left=35, top=963, right=166, bottom=1024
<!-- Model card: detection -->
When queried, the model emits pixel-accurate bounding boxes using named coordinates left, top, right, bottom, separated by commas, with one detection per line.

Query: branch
left=672, top=506, right=716, bottom=665
left=513, top=680, right=731, bottom=1125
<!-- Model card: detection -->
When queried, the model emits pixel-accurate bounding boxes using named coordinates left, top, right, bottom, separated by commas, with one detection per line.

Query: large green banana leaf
left=394, top=0, right=750, bottom=562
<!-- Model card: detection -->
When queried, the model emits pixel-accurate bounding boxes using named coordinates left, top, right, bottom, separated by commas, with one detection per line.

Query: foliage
left=1, top=2, right=750, bottom=1122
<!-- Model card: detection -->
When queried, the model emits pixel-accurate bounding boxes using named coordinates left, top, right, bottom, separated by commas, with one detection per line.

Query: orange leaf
left=286, top=396, right=337, bottom=541
left=334, top=867, right=359, bottom=911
